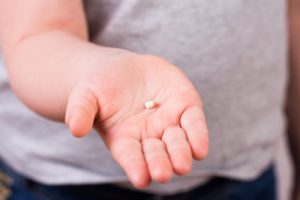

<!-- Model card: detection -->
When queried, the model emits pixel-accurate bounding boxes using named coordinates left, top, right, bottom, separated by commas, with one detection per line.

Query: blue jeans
left=0, top=160, right=276, bottom=200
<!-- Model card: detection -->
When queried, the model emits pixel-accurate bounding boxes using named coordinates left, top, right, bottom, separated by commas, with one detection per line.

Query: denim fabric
left=0, top=160, right=276, bottom=200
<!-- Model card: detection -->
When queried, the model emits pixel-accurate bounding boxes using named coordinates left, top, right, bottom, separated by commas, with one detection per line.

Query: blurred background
left=277, top=132, right=293, bottom=200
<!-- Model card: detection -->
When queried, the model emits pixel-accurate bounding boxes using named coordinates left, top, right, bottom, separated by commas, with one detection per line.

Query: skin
left=0, top=0, right=209, bottom=188
left=287, top=0, right=300, bottom=199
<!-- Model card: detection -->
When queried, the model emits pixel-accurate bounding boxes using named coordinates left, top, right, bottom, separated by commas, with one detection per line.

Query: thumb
left=65, top=84, right=99, bottom=137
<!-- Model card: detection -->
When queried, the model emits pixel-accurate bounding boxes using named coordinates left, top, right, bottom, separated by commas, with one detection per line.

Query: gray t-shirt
left=0, top=0, right=287, bottom=194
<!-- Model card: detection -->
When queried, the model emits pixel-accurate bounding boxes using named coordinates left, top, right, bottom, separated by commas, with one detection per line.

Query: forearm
left=0, top=0, right=131, bottom=121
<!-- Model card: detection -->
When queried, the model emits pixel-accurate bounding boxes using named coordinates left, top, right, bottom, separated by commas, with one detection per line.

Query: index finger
left=108, top=137, right=151, bottom=189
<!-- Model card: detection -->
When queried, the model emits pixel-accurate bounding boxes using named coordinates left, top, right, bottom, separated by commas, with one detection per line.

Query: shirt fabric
left=0, top=0, right=287, bottom=194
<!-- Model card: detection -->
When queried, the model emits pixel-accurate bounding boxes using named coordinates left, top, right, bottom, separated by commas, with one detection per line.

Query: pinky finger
left=180, top=105, right=209, bottom=160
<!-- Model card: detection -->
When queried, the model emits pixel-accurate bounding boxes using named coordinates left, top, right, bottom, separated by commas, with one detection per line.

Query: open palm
left=65, top=54, right=209, bottom=188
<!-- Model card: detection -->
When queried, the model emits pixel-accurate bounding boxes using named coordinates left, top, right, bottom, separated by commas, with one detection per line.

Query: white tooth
left=144, top=100, right=156, bottom=109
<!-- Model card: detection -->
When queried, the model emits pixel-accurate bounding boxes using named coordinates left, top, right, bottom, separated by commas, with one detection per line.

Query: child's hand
left=1, top=0, right=208, bottom=189
left=65, top=53, right=209, bottom=188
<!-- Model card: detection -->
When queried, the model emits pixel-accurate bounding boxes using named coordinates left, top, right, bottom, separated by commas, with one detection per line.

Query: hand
left=65, top=53, right=209, bottom=188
